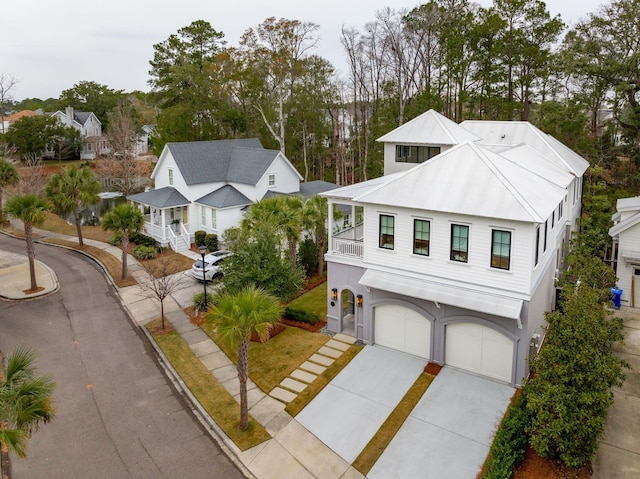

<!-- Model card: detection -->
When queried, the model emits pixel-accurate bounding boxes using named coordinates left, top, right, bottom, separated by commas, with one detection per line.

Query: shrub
left=194, top=230, right=206, bottom=247
left=109, top=233, right=121, bottom=246
left=298, top=236, right=319, bottom=277
left=193, top=291, right=214, bottom=311
left=130, top=232, right=156, bottom=247
left=482, top=392, right=529, bottom=479
left=284, top=307, right=319, bottom=325
left=133, top=245, right=158, bottom=260
left=205, top=233, right=218, bottom=252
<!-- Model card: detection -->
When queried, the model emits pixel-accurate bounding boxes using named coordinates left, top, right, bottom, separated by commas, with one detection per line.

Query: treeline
left=5, top=0, right=640, bottom=192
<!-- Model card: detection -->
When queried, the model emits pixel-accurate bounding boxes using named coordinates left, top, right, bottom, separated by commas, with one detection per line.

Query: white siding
left=617, top=225, right=640, bottom=305
left=362, top=206, right=533, bottom=295
left=254, top=155, right=301, bottom=199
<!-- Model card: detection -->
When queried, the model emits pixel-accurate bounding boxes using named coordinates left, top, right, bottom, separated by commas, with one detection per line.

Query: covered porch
left=328, top=201, right=364, bottom=258
left=127, top=187, right=192, bottom=252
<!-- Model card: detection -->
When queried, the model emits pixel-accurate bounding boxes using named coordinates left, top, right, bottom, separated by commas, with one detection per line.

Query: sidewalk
left=0, top=224, right=364, bottom=479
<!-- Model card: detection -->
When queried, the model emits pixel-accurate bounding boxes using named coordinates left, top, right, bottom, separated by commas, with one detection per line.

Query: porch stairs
left=173, top=235, right=190, bottom=252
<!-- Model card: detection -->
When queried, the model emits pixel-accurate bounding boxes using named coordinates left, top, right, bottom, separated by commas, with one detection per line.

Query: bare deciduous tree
left=138, top=257, right=186, bottom=329
left=0, top=73, right=19, bottom=135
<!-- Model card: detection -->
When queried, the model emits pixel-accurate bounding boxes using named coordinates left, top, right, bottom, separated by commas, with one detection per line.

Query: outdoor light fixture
left=331, top=288, right=338, bottom=301
left=199, top=245, right=208, bottom=311
left=356, top=294, right=363, bottom=308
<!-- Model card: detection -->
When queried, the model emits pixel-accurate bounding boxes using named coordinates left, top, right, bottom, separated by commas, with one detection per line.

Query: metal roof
left=354, top=142, right=566, bottom=223
left=127, top=187, right=190, bottom=208
left=195, top=185, right=252, bottom=209
left=319, top=173, right=404, bottom=201
left=359, top=269, right=523, bottom=320
left=377, top=109, right=481, bottom=145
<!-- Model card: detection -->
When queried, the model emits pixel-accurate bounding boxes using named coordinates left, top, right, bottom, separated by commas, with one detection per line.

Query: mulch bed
left=512, top=446, right=592, bottom=479
left=281, top=318, right=327, bottom=333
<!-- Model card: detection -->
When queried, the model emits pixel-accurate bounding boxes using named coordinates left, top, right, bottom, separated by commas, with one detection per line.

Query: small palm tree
left=45, top=165, right=101, bottom=246
left=0, top=159, right=19, bottom=223
left=101, top=203, right=144, bottom=280
left=0, top=346, right=56, bottom=478
left=303, top=195, right=329, bottom=275
left=207, top=286, right=283, bottom=430
left=5, top=195, right=50, bottom=291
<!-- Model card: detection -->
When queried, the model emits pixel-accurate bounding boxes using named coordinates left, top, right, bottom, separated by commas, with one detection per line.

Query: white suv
left=191, top=250, right=232, bottom=281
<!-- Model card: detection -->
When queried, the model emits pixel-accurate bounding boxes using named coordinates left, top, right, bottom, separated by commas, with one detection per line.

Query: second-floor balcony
left=331, top=224, right=363, bottom=258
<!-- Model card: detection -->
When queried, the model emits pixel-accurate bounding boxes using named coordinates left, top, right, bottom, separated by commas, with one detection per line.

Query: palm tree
left=5, top=195, right=50, bottom=291
left=303, top=195, right=329, bottom=275
left=0, top=159, right=19, bottom=224
left=1, top=346, right=56, bottom=479
left=101, top=203, right=144, bottom=280
left=206, top=286, right=283, bottom=430
left=45, top=165, right=100, bottom=246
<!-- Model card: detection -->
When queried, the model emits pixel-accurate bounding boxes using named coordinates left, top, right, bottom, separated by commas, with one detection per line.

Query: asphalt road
left=0, top=235, right=244, bottom=479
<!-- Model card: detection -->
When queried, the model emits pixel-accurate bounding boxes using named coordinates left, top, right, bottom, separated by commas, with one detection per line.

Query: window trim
left=379, top=214, right=395, bottom=250
left=450, top=224, right=469, bottom=263
left=535, top=225, right=540, bottom=266
left=395, top=145, right=441, bottom=164
left=490, top=229, right=512, bottom=270
left=268, top=173, right=276, bottom=187
left=211, top=208, right=217, bottom=229
left=201, top=206, right=207, bottom=227
left=413, top=218, right=430, bottom=256
left=168, top=168, right=174, bottom=185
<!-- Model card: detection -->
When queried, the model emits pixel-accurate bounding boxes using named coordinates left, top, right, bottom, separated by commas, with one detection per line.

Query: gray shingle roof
left=127, top=187, right=190, bottom=208
left=195, top=185, right=252, bottom=208
left=165, top=138, right=279, bottom=186
left=299, top=180, right=339, bottom=198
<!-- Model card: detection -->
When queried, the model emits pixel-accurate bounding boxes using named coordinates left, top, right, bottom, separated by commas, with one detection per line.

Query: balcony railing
left=331, top=224, right=364, bottom=258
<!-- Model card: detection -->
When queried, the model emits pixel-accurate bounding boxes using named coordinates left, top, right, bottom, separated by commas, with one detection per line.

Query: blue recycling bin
left=610, top=287, right=623, bottom=309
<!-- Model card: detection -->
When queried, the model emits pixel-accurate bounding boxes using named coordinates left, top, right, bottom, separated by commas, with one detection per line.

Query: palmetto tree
left=45, top=165, right=101, bottom=247
left=5, top=195, right=50, bottom=291
left=206, top=286, right=283, bottom=430
left=0, top=346, right=56, bottom=479
left=101, top=203, right=144, bottom=280
left=302, top=195, right=329, bottom=275
left=0, top=159, right=19, bottom=223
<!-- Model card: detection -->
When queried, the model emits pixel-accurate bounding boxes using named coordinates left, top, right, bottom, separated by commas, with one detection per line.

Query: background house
left=322, top=110, right=588, bottom=387
left=128, top=138, right=307, bottom=251
left=609, top=196, right=640, bottom=307
left=49, top=106, right=108, bottom=159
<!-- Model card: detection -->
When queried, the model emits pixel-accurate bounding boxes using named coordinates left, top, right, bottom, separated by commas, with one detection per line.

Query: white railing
left=332, top=237, right=363, bottom=258
left=143, top=221, right=165, bottom=242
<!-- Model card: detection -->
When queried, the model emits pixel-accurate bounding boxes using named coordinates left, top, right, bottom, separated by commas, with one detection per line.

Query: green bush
left=109, top=233, right=121, bottom=246
left=205, top=233, right=218, bottom=252
left=284, top=307, right=319, bottom=325
left=133, top=245, right=158, bottom=260
left=195, top=230, right=207, bottom=247
left=130, top=232, right=156, bottom=247
left=193, top=291, right=214, bottom=311
left=482, top=392, right=529, bottom=479
left=298, top=236, right=319, bottom=277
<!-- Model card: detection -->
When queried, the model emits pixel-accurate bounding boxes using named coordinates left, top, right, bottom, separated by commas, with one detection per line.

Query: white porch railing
left=141, top=220, right=190, bottom=252
left=332, top=237, right=363, bottom=258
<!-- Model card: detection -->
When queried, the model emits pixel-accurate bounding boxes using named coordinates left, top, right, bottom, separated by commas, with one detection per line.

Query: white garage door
left=445, top=322, right=513, bottom=383
left=374, top=305, right=430, bottom=359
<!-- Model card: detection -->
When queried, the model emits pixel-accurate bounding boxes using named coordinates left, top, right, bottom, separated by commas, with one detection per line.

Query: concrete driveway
left=297, top=346, right=514, bottom=478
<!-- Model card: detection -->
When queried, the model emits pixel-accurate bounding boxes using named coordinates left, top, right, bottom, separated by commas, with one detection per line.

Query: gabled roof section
left=320, top=173, right=404, bottom=201
left=460, top=120, right=589, bottom=177
left=226, top=147, right=288, bottom=184
left=616, top=196, right=640, bottom=213
left=195, top=185, right=252, bottom=209
left=355, top=142, right=565, bottom=223
left=127, top=186, right=190, bottom=208
left=377, top=109, right=481, bottom=145
left=163, top=138, right=273, bottom=186
left=610, top=211, right=640, bottom=237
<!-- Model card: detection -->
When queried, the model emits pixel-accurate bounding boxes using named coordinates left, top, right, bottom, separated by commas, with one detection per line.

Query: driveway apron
left=368, top=367, right=514, bottom=479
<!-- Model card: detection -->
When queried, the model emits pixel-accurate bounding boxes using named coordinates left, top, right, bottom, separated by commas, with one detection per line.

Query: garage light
left=356, top=294, right=363, bottom=307
left=331, top=288, right=338, bottom=301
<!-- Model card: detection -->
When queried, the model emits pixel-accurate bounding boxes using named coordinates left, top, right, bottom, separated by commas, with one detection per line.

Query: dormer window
left=396, top=145, right=441, bottom=164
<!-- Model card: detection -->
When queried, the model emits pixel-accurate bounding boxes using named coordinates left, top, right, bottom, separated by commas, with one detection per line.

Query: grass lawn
left=40, top=212, right=114, bottom=243
left=287, top=282, right=327, bottom=318
left=203, top=323, right=329, bottom=393
left=146, top=319, right=271, bottom=451
left=352, top=372, right=435, bottom=475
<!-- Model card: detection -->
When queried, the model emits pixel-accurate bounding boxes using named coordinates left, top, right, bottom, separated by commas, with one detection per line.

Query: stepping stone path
left=269, top=333, right=357, bottom=404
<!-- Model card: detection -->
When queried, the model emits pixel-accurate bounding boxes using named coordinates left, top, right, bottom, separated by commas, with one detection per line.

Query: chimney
left=65, top=106, right=73, bottom=127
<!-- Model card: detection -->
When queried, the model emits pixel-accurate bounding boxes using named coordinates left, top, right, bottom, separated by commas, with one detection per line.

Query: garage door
left=445, top=322, right=513, bottom=383
left=374, top=305, right=430, bottom=359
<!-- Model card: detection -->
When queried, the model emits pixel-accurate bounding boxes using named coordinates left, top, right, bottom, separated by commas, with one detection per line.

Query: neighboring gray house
left=127, top=138, right=333, bottom=251
left=322, top=110, right=588, bottom=387
left=609, top=196, right=640, bottom=307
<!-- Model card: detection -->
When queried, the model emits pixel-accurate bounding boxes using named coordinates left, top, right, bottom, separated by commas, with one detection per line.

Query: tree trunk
left=317, top=229, right=325, bottom=276
left=74, top=210, right=84, bottom=246
left=1, top=440, right=10, bottom=479
left=237, top=339, right=249, bottom=430
left=121, top=237, right=129, bottom=280
left=24, top=222, right=37, bottom=291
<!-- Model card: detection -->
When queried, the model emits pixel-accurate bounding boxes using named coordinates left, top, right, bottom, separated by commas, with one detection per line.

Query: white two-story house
left=127, top=138, right=308, bottom=251
left=322, top=110, right=588, bottom=387
left=49, top=106, right=108, bottom=159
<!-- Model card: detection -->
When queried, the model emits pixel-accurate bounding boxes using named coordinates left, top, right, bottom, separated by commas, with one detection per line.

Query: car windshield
left=194, top=260, right=208, bottom=269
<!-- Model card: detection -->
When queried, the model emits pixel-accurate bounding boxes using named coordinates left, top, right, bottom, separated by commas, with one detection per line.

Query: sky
left=2, top=0, right=606, bottom=102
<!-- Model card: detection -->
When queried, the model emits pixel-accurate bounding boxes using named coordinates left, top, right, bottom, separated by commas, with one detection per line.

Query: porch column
left=327, top=200, right=334, bottom=254
left=161, top=210, right=167, bottom=241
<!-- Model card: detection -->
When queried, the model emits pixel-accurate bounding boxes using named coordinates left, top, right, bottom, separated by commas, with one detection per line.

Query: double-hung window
left=201, top=206, right=207, bottom=227
left=491, top=230, right=511, bottom=270
left=268, top=173, right=276, bottom=187
left=413, top=219, right=430, bottom=256
left=379, top=215, right=395, bottom=250
left=211, top=209, right=217, bottom=229
left=450, top=224, right=469, bottom=262
left=168, top=168, right=174, bottom=185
